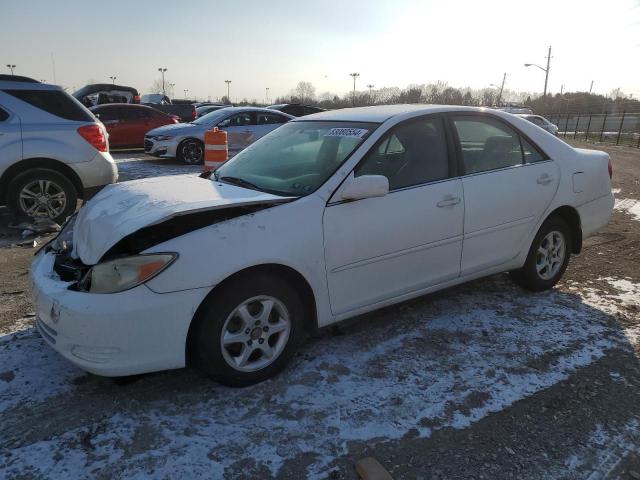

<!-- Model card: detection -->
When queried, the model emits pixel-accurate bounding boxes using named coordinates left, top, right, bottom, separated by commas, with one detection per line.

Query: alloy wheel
left=535, top=230, right=566, bottom=280
left=181, top=141, right=203, bottom=164
left=18, top=179, right=67, bottom=219
left=220, top=295, right=291, bottom=372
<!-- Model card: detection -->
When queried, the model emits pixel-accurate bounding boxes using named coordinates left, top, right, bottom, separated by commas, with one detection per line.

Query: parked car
left=32, top=104, right=614, bottom=386
left=73, top=84, right=140, bottom=107
left=144, top=107, right=293, bottom=164
left=140, top=94, right=197, bottom=123
left=0, top=76, right=117, bottom=222
left=195, top=104, right=227, bottom=118
left=517, top=114, right=559, bottom=136
left=267, top=103, right=326, bottom=117
left=90, top=104, right=179, bottom=149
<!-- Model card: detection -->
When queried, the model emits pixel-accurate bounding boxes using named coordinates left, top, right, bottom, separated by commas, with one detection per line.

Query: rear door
left=217, top=112, right=257, bottom=156
left=254, top=112, right=290, bottom=138
left=0, top=105, right=22, bottom=174
left=451, top=114, right=560, bottom=275
left=117, top=106, right=148, bottom=147
left=95, top=105, right=123, bottom=146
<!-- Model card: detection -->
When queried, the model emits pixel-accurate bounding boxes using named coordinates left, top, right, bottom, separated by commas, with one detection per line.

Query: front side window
left=214, top=121, right=376, bottom=196
left=453, top=116, right=523, bottom=174
left=6, top=89, right=93, bottom=122
left=356, top=117, right=449, bottom=190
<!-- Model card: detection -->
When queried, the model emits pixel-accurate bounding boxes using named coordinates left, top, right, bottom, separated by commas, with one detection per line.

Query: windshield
left=214, top=121, right=377, bottom=196
left=191, top=108, right=232, bottom=125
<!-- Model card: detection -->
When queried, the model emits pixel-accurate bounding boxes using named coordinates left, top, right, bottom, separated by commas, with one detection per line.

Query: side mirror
left=338, top=175, right=389, bottom=201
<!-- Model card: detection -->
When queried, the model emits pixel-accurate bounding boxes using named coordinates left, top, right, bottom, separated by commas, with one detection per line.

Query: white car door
left=0, top=105, right=22, bottom=172
left=217, top=112, right=257, bottom=157
left=451, top=115, right=560, bottom=276
left=323, top=116, right=464, bottom=316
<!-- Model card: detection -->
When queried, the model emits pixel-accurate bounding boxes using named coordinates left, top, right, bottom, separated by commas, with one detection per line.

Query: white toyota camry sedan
left=32, top=105, right=614, bottom=386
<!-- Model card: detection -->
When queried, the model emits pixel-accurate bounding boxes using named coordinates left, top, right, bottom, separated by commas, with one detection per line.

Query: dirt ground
left=0, top=142, right=639, bottom=479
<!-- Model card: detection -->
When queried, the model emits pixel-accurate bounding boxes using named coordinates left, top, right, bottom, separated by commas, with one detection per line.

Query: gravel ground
left=0, top=142, right=639, bottom=479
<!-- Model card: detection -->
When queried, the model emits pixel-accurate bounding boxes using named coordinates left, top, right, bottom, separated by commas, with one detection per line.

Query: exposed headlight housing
left=155, top=135, right=175, bottom=141
left=87, top=253, right=177, bottom=294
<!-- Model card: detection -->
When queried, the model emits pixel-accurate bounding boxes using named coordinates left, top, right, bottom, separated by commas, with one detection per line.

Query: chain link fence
left=545, top=111, right=640, bottom=148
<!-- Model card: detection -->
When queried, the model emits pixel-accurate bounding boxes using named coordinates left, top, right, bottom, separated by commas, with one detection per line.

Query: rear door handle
left=437, top=195, right=461, bottom=208
left=537, top=174, right=554, bottom=185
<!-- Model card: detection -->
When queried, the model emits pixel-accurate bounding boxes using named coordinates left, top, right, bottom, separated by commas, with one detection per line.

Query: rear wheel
left=177, top=139, right=204, bottom=165
left=510, top=216, right=571, bottom=291
left=6, top=168, right=77, bottom=224
left=190, top=273, right=305, bottom=386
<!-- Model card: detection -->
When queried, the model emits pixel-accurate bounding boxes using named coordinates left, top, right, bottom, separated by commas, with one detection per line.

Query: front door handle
left=537, top=173, right=554, bottom=185
left=437, top=195, right=461, bottom=208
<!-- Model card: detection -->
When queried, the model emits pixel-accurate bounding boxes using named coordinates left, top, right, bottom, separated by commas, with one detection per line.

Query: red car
left=90, top=104, right=179, bottom=149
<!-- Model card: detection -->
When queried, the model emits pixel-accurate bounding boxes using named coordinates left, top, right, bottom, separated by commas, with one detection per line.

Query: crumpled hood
left=72, top=175, right=288, bottom=265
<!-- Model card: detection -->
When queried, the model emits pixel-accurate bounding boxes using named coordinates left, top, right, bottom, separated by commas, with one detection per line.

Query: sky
left=1, top=0, right=639, bottom=102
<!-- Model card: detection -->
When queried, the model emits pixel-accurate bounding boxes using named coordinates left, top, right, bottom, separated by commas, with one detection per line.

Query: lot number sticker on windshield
left=324, top=128, right=369, bottom=139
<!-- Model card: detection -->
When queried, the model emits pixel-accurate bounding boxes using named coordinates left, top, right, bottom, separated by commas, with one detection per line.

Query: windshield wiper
left=218, top=176, right=261, bottom=191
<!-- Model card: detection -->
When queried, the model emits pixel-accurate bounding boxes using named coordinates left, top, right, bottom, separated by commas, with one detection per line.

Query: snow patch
left=614, top=197, right=640, bottom=221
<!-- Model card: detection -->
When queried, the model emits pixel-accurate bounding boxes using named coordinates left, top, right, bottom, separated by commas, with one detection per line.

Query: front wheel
left=510, top=216, right=572, bottom=291
left=190, top=274, right=305, bottom=386
left=177, top=139, right=204, bottom=165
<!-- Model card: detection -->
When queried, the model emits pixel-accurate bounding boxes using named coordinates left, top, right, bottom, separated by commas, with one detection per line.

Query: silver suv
left=0, top=75, right=117, bottom=223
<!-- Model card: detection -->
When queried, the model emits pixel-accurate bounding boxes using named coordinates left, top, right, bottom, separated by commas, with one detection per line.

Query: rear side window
left=356, top=117, right=449, bottom=190
left=0, top=107, right=9, bottom=121
left=521, top=137, right=545, bottom=163
left=94, top=106, right=118, bottom=121
left=5, top=89, right=93, bottom=122
left=257, top=113, right=288, bottom=125
left=453, top=116, right=523, bottom=174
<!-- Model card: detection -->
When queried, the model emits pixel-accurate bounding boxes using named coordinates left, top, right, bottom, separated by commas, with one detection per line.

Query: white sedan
left=144, top=106, right=294, bottom=164
left=32, top=105, right=614, bottom=386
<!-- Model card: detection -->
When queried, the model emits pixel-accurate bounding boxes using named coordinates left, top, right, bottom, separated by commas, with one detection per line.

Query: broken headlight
left=87, top=253, right=177, bottom=294
left=50, top=214, right=77, bottom=253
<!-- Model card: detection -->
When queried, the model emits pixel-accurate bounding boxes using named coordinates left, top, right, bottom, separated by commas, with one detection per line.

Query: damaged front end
left=46, top=202, right=286, bottom=293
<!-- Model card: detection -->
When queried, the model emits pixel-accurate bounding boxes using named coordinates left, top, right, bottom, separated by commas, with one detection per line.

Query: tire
left=6, top=168, right=78, bottom=224
left=190, top=273, right=305, bottom=386
left=510, top=216, right=572, bottom=291
left=177, top=138, right=204, bottom=165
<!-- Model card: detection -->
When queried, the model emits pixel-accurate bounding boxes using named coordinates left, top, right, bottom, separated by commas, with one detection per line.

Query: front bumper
left=31, top=251, right=210, bottom=376
left=144, top=137, right=178, bottom=158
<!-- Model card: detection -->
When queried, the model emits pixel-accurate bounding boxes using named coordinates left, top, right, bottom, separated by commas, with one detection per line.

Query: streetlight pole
left=158, top=67, right=167, bottom=95
left=224, top=80, right=232, bottom=103
left=184, top=89, right=189, bottom=99
left=265, top=87, right=269, bottom=104
left=524, top=45, right=552, bottom=104
left=109, top=76, right=117, bottom=85
left=349, top=73, right=360, bottom=107
left=589, top=80, right=594, bottom=94
left=490, top=73, right=507, bottom=105
left=366, top=84, right=374, bottom=105
left=6, top=64, right=16, bottom=75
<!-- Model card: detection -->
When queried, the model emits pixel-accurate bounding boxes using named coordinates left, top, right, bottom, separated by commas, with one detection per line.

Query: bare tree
left=292, top=81, right=316, bottom=103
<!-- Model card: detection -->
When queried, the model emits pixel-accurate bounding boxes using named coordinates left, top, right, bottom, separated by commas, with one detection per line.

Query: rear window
left=5, top=89, right=93, bottom=122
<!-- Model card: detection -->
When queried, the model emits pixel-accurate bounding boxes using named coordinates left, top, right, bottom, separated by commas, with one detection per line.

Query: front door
left=451, top=115, right=560, bottom=275
left=323, top=116, right=464, bottom=315
left=218, top=112, right=256, bottom=157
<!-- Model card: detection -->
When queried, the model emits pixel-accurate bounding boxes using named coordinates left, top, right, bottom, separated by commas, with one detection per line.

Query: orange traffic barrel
left=204, top=127, right=228, bottom=171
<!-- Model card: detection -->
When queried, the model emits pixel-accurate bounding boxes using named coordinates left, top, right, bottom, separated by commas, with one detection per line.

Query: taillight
left=608, top=158, right=612, bottom=179
left=134, top=95, right=141, bottom=104
left=191, top=107, right=196, bottom=120
left=78, top=124, right=108, bottom=152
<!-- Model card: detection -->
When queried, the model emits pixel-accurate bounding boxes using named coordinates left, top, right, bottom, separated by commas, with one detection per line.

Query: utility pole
left=560, top=84, right=564, bottom=95
left=589, top=80, right=594, bottom=94
left=109, top=76, right=117, bottom=85
left=158, top=67, right=167, bottom=95
left=6, top=64, right=16, bottom=75
left=543, top=45, right=551, bottom=101
left=349, top=73, right=360, bottom=107
left=498, top=73, right=506, bottom=105
left=224, top=80, right=232, bottom=103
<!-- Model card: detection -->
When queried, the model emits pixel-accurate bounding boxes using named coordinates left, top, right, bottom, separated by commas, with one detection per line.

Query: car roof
left=297, top=104, right=498, bottom=123
left=91, top=103, right=152, bottom=109
left=0, top=79, right=61, bottom=90
left=219, top=106, right=295, bottom=117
